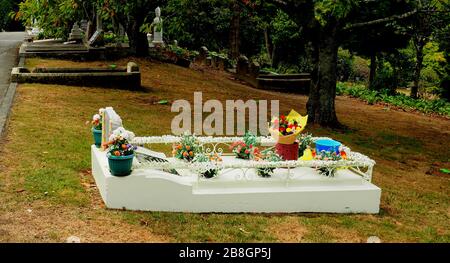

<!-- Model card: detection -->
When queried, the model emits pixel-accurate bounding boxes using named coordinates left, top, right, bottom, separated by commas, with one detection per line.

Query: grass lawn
left=0, top=57, right=448, bottom=242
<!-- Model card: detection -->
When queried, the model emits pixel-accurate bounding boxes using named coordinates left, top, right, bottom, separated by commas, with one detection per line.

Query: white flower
left=99, top=108, right=105, bottom=114
left=113, top=127, right=126, bottom=136
left=92, top=114, right=101, bottom=121
left=109, top=134, right=115, bottom=142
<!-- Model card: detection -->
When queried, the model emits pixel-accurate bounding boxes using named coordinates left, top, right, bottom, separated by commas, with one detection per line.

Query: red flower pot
left=275, top=142, right=299, bottom=161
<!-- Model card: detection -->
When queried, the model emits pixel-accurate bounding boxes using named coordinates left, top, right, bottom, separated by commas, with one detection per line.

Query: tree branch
left=344, top=9, right=418, bottom=30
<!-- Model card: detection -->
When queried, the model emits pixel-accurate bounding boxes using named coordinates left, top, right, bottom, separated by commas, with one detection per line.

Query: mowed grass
left=0, top=57, right=448, bottom=242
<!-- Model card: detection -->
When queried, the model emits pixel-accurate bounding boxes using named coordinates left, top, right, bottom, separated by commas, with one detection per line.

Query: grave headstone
left=88, top=30, right=104, bottom=47
left=249, top=61, right=260, bottom=79
left=101, top=107, right=123, bottom=146
left=237, top=55, right=249, bottom=75
left=88, top=11, right=104, bottom=47
left=68, top=23, right=83, bottom=43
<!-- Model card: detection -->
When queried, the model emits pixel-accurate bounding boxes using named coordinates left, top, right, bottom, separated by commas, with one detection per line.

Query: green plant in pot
left=90, top=108, right=104, bottom=147
left=105, top=127, right=137, bottom=177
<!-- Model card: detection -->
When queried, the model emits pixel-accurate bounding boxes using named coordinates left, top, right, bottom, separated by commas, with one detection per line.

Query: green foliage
left=0, top=0, right=23, bottom=31
left=336, top=49, right=369, bottom=82
left=243, top=130, right=259, bottom=146
left=337, top=82, right=450, bottom=116
left=422, top=41, right=447, bottom=86
left=262, top=63, right=303, bottom=74
left=163, top=0, right=233, bottom=51
left=370, top=63, right=397, bottom=94
left=167, top=44, right=198, bottom=60
left=15, top=0, right=86, bottom=39
left=103, top=32, right=128, bottom=44
left=314, top=0, right=359, bottom=26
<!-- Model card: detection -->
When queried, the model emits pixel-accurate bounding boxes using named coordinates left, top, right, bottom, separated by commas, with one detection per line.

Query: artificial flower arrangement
left=314, top=148, right=348, bottom=177
left=255, top=151, right=283, bottom=178
left=269, top=109, right=308, bottom=160
left=90, top=108, right=105, bottom=147
left=104, top=127, right=137, bottom=177
left=172, top=133, right=200, bottom=162
left=106, top=127, right=137, bottom=157
left=193, top=152, right=223, bottom=178
left=229, top=131, right=260, bottom=159
left=92, top=113, right=102, bottom=130
left=269, top=109, right=308, bottom=145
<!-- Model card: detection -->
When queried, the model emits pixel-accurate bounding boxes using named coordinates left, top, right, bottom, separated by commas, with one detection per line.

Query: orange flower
left=340, top=151, right=347, bottom=160
left=172, top=149, right=177, bottom=155
left=189, top=151, right=193, bottom=156
left=186, top=145, right=191, bottom=151
left=177, top=144, right=182, bottom=150
left=114, top=151, right=121, bottom=156
left=183, top=151, right=188, bottom=157
left=121, top=144, right=128, bottom=150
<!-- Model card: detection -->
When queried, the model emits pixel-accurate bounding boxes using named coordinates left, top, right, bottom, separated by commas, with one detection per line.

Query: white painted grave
left=92, top=108, right=381, bottom=213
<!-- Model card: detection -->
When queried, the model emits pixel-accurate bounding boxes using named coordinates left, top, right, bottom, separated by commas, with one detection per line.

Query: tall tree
left=0, top=0, right=23, bottom=31
left=343, top=23, right=410, bottom=90
left=102, top=0, right=164, bottom=57
left=267, top=0, right=417, bottom=127
left=15, top=0, right=86, bottom=39
left=229, top=0, right=241, bottom=59
left=394, top=0, right=450, bottom=98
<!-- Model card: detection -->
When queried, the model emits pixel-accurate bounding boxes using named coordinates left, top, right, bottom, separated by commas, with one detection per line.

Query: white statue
left=152, top=7, right=164, bottom=45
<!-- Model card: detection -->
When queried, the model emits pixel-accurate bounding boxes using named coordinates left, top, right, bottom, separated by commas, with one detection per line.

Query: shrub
left=336, top=82, right=450, bottom=116
left=350, top=56, right=370, bottom=81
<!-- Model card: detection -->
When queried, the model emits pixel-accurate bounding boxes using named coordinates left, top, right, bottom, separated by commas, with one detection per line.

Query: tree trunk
left=229, top=1, right=240, bottom=60
left=307, top=25, right=340, bottom=127
left=411, top=41, right=424, bottom=99
left=126, top=20, right=148, bottom=57
left=369, top=53, right=377, bottom=89
left=264, top=27, right=273, bottom=64
left=271, top=44, right=277, bottom=68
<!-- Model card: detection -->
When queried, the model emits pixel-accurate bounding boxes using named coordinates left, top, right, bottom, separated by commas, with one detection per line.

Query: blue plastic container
left=315, top=139, right=341, bottom=155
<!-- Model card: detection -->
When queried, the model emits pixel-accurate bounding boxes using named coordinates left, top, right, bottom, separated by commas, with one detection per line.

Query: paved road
left=0, top=32, right=25, bottom=99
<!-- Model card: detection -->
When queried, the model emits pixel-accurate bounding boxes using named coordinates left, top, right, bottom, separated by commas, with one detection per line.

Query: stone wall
left=235, top=56, right=311, bottom=94
left=194, top=46, right=231, bottom=71
left=11, top=62, right=141, bottom=90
